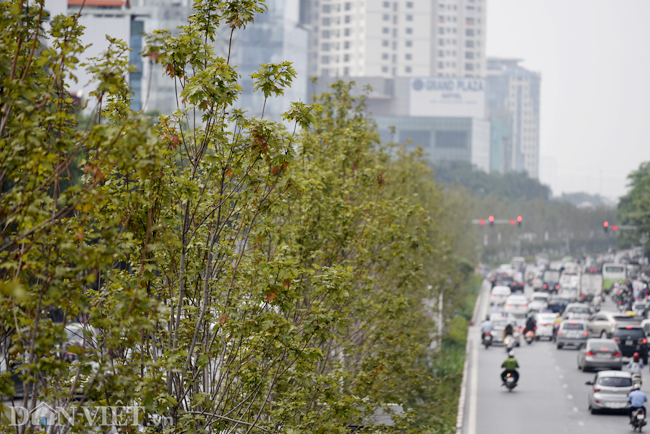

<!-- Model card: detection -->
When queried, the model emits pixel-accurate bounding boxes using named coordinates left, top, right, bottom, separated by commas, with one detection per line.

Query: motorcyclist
left=503, top=322, right=514, bottom=340
left=481, top=316, right=493, bottom=340
left=629, top=352, right=644, bottom=378
left=523, top=313, right=536, bottom=335
left=628, top=383, right=647, bottom=422
left=501, top=350, right=519, bottom=385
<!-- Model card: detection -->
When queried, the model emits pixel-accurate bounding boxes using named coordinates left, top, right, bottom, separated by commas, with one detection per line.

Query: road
left=462, top=281, right=647, bottom=434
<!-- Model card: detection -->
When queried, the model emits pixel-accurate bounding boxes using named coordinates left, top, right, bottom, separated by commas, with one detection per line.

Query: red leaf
left=219, top=314, right=229, bottom=325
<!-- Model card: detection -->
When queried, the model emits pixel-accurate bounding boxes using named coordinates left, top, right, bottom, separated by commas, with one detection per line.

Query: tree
left=618, top=162, right=650, bottom=251
left=0, top=1, right=475, bottom=433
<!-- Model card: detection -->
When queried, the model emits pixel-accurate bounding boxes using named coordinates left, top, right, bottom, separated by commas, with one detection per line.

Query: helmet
left=486, top=316, right=490, bottom=321
left=633, top=383, right=641, bottom=390
left=634, top=352, right=641, bottom=359
left=508, top=350, right=515, bottom=357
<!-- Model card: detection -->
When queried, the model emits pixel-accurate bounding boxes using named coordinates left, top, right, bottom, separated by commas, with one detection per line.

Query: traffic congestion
left=478, top=249, right=650, bottom=432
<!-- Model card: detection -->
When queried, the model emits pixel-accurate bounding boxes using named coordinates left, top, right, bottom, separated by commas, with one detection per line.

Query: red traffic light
left=509, top=219, right=516, bottom=226
left=517, top=216, right=523, bottom=223
left=612, top=225, right=618, bottom=232
left=488, top=215, right=495, bottom=223
left=478, top=219, right=485, bottom=226
left=604, top=221, right=609, bottom=228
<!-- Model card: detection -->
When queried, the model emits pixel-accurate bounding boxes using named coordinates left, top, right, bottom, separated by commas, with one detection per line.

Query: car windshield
left=493, top=288, right=510, bottom=295
left=532, top=295, right=548, bottom=301
left=508, top=298, right=526, bottom=304
left=562, top=323, right=585, bottom=330
left=634, top=304, right=646, bottom=310
left=598, top=376, right=632, bottom=387
left=614, top=328, right=644, bottom=338
left=614, top=316, right=636, bottom=322
left=589, top=341, right=618, bottom=350
left=493, top=321, right=509, bottom=328
left=605, top=266, right=625, bottom=273
left=543, top=271, right=560, bottom=281
left=567, top=306, right=590, bottom=314
left=537, top=315, right=556, bottom=322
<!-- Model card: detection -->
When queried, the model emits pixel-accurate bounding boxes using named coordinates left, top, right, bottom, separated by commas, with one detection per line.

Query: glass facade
left=375, top=115, right=489, bottom=171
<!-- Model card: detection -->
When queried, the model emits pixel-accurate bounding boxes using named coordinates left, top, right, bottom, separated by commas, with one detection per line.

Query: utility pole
left=438, top=291, right=443, bottom=349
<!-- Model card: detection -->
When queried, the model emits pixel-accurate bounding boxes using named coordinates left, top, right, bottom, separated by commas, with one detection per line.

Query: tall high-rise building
left=487, top=58, right=540, bottom=178
left=304, top=0, right=486, bottom=79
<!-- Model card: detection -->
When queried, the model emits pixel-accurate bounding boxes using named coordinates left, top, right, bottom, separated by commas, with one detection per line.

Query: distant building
left=486, top=58, right=540, bottom=177
left=312, top=76, right=490, bottom=172
left=303, top=0, right=487, bottom=79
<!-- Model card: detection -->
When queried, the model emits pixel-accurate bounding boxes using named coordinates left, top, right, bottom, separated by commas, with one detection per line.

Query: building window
left=435, top=131, right=467, bottom=149
left=405, top=53, right=412, bottom=60
left=466, top=18, right=474, bottom=25
left=406, top=28, right=412, bottom=34
left=392, top=54, right=397, bottom=62
left=438, top=50, right=443, bottom=56
left=345, top=15, right=350, bottom=23
left=344, top=54, right=350, bottom=62
left=406, top=40, right=412, bottom=47
left=405, top=66, right=412, bottom=73
left=382, top=53, right=389, bottom=59
left=465, top=63, right=474, bottom=70
left=438, top=62, right=444, bottom=68
left=465, top=52, right=474, bottom=59
left=322, top=30, right=330, bottom=38
left=344, top=41, right=350, bottom=49
left=345, top=28, right=350, bottom=36
left=321, top=56, right=330, bottom=64
left=322, top=17, right=330, bottom=25
left=399, top=130, right=431, bottom=148
left=383, top=14, right=389, bottom=20
left=383, top=27, right=389, bottom=34
left=406, top=1, right=413, bottom=7
left=466, top=29, right=474, bottom=36
left=439, top=28, right=444, bottom=35
left=382, top=66, right=389, bottom=72
left=393, top=15, right=397, bottom=24
left=383, top=1, right=389, bottom=7
left=383, top=40, right=389, bottom=47
left=323, top=4, right=330, bottom=13
left=345, top=2, right=351, bottom=11
left=344, top=67, right=350, bottom=75
left=393, top=29, right=398, bottom=36
left=438, top=39, right=444, bottom=45
left=393, top=41, right=397, bottom=49
left=406, top=14, right=413, bottom=21
left=466, top=40, right=474, bottom=48
left=322, top=43, right=330, bottom=51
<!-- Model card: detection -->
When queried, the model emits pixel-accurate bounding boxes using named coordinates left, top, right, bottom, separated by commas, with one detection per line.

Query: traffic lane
left=475, top=335, right=580, bottom=434
left=553, top=340, right=636, bottom=432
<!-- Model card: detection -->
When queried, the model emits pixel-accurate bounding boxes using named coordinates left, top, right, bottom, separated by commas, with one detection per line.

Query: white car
left=528, top=293, right=549, bottom=312
left=563, top=303, right=591, bottom=320
left=504, top=294, right=528, bottom=317
left=490, top=286, right=512, bottom=306
left=534, top=312, right=558, bottom=340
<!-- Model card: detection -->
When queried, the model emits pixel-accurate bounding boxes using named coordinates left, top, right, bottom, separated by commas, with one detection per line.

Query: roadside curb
left=456, top=281, right=484, bottom=434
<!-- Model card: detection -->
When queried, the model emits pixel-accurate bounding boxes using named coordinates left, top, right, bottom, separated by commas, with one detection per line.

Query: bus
left=602, top=263, right=627, bottom=291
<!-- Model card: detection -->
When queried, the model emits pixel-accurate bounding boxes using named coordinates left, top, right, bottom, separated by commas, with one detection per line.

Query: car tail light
left=523, top=304, right=527, bottom=308
left=613, top=337, right=620, bottom=343
left=627, top=326, right=634, bottom=329
left=558, top=330, right=562, bottom=335
left=581, top=295, right=585, bottom=299
left=543, top=284, right=547, bottom=289
left=586, top=351, right=595, bottom=356
left=515, top=327, right=520, bottom=332
left=612, top=322, right=617, bottom=328
left=555, top=285, right=559, bottom=289
left=640, top=338, right=647, bottom=344
left=594, top=388, right=601, bottom=393
left=584, top=330, right=589, bottom=336
left=506, top=303, right=511, bottom=307
left=614, top=352, right=621, bottom=357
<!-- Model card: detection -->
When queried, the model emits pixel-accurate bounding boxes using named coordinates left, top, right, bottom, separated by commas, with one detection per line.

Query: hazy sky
left=486, top=0, right=650, bottom=200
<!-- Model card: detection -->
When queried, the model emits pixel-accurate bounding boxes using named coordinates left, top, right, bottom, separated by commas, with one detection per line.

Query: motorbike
left=631, top=408, right=646, bottom=432
left=633, top=374, right=643, bottom=388
left=525, top=330, right=535, bottom=345
left=504, top=371, right=518, bottom=392
left=482, top=333, right=493, bottom=349
left=504, top=335, right=515, bottom=352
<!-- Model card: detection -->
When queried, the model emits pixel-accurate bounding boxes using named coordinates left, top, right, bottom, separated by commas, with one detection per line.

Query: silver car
left=556, top=320, right=589, bottom=349
left=586, top=370, right=632, bottom=414
left=490, top=318, right=521, bottom=347
left=577, top=338, right=623, bottom=371
left=563, top=303, right=591, bottom=320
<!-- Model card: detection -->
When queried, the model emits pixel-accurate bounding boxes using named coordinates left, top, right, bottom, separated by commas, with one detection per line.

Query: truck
left=580, top=273, right=603, bottom=301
